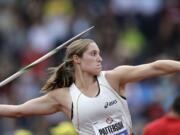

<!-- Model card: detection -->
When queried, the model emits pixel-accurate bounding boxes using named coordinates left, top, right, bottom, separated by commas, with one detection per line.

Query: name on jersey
left=98, top=121, right=124, bottom=135
left=104, top=99, right=117, bottom=109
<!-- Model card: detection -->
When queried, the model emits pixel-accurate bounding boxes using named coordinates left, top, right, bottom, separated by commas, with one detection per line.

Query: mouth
left=97, top=65, right=102, bottom=69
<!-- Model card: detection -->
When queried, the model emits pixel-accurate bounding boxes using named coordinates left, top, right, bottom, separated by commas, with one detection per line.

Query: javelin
left=0, top=26, right=94, bottom=87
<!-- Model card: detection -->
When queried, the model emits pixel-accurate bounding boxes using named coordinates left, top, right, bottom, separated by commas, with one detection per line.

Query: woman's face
left=78, top=42, right=103, bottom=75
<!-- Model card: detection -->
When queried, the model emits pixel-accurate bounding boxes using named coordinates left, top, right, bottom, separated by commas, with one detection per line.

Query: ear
left=72, top=55, right=81, bottom=64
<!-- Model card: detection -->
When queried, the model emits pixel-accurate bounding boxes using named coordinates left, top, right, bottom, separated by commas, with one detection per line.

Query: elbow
left=14, top=112, right=24, bottom=118
left=152, top=60, right=164, bottom=70
left=13, top=106, right=25, bottom=118
left=152, top=61, right=166, bottom=73
left=152, top=60, right=174, bottom=74
left=9, top=111, right=24, bottom=118
left=5, top=112, right=24, bottom=118
left=1, top=105, right=25, bottom=118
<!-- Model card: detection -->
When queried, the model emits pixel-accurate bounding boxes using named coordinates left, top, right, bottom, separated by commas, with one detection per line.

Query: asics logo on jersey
left=104, top=100, right=117, bottom=109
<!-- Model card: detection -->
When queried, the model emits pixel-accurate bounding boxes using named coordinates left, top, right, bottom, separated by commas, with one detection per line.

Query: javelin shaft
left=0, top=26, right=94, bottom=87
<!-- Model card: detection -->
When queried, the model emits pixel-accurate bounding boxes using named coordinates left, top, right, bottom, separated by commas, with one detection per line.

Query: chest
left=74, top=88, right=127, bottom=123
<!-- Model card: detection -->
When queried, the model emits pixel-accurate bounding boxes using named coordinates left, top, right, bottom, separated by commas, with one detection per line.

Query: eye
left=90, top=51, right=97, bottom=56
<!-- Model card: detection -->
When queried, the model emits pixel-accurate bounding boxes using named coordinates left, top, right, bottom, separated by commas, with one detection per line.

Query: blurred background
left=0, top=0, right=179, bottom=135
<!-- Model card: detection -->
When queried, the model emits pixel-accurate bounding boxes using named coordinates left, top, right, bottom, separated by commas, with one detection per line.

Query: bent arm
left=109, top=60, right=180, bottom=85
left=0, top=93, right=61, bottom=118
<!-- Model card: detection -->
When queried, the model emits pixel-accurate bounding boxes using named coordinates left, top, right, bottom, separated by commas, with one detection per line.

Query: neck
left=74, top=67, right=96, bottom=91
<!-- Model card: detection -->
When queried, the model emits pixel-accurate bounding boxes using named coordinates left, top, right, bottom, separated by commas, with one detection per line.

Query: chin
left=88, top=69, right=101, bottom=76
left=94, top=70, right=101, bottom=76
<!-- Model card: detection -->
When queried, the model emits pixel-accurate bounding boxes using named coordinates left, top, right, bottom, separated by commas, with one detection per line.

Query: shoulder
left=101, top=69, right=122, bottom=84
left=47, top=87, right=69, bottom=98
left=103, top=65, right=132, bottom=77
left=46, top=87, right=71, bottom=104
left=100, top=70, right=125, bottom=92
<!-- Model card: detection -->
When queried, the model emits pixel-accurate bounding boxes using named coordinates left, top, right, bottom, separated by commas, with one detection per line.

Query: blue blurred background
left=0, top=0, right=179, bottom=135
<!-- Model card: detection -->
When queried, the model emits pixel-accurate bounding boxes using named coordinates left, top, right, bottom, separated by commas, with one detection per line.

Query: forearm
left=153, top=60, right=180, bottom=74
left=0, top=105, right=21, bottom=118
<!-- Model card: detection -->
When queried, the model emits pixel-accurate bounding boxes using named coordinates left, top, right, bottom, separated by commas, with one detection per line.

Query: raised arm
left=107, top=60, right=180, bottom=85
left=0, top=91, right=61, bottom=118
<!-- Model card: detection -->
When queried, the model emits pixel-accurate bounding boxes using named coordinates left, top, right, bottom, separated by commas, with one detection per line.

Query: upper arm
left=109, top=61, right=168, bottom=85
left=16, top=92, right=61, bottom=117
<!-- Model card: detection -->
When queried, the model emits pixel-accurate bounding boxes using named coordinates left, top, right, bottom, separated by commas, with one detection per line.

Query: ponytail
left=41, top=59, right=74, bottom=93
left=41, top=38, right=94, bottom=93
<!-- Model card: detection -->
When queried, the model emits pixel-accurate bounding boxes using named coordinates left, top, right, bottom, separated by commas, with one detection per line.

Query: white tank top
left=69, top=71, right=132, bottom=135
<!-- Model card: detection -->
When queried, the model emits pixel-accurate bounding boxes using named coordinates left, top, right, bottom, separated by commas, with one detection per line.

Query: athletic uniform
left=69, top=71, right=133, bottom=135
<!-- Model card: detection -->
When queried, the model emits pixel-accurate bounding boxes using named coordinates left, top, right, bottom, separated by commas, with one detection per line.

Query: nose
left=97, top=55, right=103, bottom=62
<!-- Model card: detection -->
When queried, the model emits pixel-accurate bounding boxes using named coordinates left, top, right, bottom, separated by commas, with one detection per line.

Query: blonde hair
left=41, top=39, right=94, bottom=93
